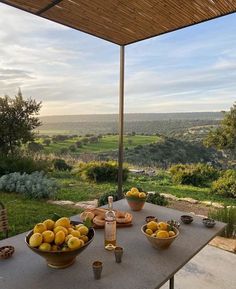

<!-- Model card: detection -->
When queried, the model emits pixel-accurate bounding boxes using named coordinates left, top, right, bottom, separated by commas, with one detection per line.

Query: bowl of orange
left=25, top=217, right=95, bottom=268
left=141, top=221, right=179, bottom=249
left=125, top=187, right=147, bottom=211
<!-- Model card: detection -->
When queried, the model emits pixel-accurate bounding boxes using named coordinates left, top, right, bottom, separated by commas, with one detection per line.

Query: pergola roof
left=1, top=0, right=236, bottom=45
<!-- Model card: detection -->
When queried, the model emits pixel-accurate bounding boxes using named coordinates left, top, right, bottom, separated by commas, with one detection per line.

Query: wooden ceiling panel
left=1, top=0, right=236, bottom=45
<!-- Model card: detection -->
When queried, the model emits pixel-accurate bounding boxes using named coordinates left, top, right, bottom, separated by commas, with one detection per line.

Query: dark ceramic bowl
left=202, top=218, right=216, bottom=228
left=181, top=215, right=193, bottom=224
left=25, top=221, right=95, bottom=269
left=145, top=216, right=158, bottom=223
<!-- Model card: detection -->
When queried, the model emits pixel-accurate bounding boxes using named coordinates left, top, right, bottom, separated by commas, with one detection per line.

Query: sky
left=0, top=3, right=235, bottom=116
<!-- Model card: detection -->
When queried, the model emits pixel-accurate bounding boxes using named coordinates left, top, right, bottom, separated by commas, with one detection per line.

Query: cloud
left=0, top=3, right=235, bottom=115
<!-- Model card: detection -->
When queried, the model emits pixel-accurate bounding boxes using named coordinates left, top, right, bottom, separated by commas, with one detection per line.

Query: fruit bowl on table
left=25, top=220, right=95, bottom=269
left=141, top=223, right=179, bottom=249
left=125, top=187, right=147, bottom=211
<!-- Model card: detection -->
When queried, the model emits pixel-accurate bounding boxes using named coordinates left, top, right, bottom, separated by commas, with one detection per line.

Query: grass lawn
left=53, top=172, right=236, bottom=206
left=40, top=135, right=159, bottom=155
left=0, top=192, right=82, bottom=240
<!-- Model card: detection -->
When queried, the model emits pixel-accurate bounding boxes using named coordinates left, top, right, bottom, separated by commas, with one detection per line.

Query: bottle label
left=105, top=221, right=116, bottom=241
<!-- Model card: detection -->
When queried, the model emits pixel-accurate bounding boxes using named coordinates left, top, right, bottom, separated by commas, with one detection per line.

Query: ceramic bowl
left=145, top=216, right=158, bottom=223
left=141, top=224, right=179, bottom=249
left=25, top=221, right=95, bottom=269
left=181, top=215, right=193, bottom=224
left=202, top=218, right=216, bottom=228
left=125, top=196, right=147, bottom=211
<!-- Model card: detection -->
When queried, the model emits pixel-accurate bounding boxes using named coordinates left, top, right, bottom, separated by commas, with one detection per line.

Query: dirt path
left=167, top=200, right=211, bottom=216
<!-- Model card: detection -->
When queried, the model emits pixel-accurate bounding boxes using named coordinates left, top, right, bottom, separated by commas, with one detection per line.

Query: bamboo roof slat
left=1, top=0, right=236, bottom=45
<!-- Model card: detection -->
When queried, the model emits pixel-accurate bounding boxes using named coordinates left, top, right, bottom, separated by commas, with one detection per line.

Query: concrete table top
left=0, top=199, right=226, bottom=289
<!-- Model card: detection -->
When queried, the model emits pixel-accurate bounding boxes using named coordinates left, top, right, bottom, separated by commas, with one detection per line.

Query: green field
left=38, top=135, right=159, bottom=155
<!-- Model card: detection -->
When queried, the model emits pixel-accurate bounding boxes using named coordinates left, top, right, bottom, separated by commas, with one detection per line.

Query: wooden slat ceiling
left=1, top=0, right=236, bottom=45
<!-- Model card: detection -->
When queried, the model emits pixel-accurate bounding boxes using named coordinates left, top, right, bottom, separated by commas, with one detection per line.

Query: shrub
left=28, top=142, right=44, bottom=152
left=98, top=191, right=120, bottom=206
left=169, top=163, right=219, bottom=187
left=69, top=145, right=76, bottom=152
left=0, top=171, right=58, bottom=199
left=146, top=192, right=168, bottom=206
left=211, top=170, right=236, bottom=198
left=208, top=207, right=236, bottom=238
left=60, top=148, right=69, bottom=154
left=75, top=161, right=129, bottom=182
left=53, top=159, right=72, bottom=171
left=0, top=155, right=50, bottom=176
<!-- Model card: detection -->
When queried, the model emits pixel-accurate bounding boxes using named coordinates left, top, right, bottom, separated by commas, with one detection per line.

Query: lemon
left=139, top=192, right=146, bottom=198
left=67, top=228, right=74, bottom=234
left=156, top=230, right=169, bottom=239
left=151, top=233, right=156, bottom=238
left=71, top=230, right=81, bottom=238
left=43, top=219, right=55, bottom=230
left=77, top=225, right=89, bottom=236
left=126, top=191, right=132, bottom=197
left=61, top=246, right=71, bottom=252
left=131, top=187, right=139, bottom=193
left=29, top=233, right=43, bottom=247
left=80, top=235, right=89, bottom=243
left=42, top=230, right=54, bottom=243
left=168, top=231, right=176, bottom=237
left=54, top=217, right=70, bottom=228
left=65, top=234, right=73, bottom=243
left=157, top=222, right=168, bottom=231
left=54, top=231, right=65, bottom=245
left=145, top=228, right=153, bottom=235
left=54, top=226, right=68, bottom=236
left=75, top=224, right=84, bottom=229
left=79, top=239, right=85, bottom=247
left=147, top=221, right=158, bottom=232
left=39, top=243, right=51, bottom=251
left=33, top=223, right=47, bottom=234
left=67, top=237, right=82, bottom=250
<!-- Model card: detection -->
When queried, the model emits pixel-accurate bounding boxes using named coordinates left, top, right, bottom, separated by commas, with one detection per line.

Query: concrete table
left=0, top=200, right=225, bottom=289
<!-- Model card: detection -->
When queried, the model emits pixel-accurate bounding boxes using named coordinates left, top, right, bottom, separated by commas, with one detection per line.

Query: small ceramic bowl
left=0, top=246, right=15, bottom=259
left=167, top=220, right=180, bottom=229
left=202, top=218, right=216, bottom=228
left=181, top=215, right=193, bottom=224
left=145, top=216, right=158, bottom=223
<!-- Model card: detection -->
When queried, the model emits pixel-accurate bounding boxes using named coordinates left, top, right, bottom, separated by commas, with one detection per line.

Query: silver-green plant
left=0, top=172, right=58, bottom=199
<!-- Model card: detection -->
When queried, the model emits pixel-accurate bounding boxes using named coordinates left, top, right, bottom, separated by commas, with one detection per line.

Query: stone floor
left=160, top=245, right=236, bottom=289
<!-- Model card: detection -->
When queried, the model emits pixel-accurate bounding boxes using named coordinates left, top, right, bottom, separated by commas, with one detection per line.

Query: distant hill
left=40, top=112, right=223, bottom=123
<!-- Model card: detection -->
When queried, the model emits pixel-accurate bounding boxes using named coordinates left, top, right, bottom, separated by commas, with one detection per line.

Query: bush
left=0, top=171, right=58, bottom=199
left=211, top=170, right=236, bottom=198
left=208, top=207, right=236, bottom=238
left=28, top=142, right=44, bottom=152
left=146, top=192, right=168, bottom=206
left=75, top=161, right=129, bottom=183
left=98, top=191, right=120, bottom=206
left=0, top=155, right=50, bottom=176
left=169, top=163, right=219, bottom=187
left=53, top=159, right=72, bottom=171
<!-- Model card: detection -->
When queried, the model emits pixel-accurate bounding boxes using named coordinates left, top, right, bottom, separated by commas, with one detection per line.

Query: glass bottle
left=104, top=196, right=116, bottom=250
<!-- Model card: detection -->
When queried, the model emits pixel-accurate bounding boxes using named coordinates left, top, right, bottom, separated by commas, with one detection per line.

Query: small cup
left=92, top=261, right=103, bottom=280
left=114, top=246, right=123, bottom=263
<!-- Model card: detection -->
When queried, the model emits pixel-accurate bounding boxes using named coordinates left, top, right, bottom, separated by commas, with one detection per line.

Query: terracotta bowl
left=25, top=221, right=95, bottom=269
left=141, top=224, right=179, bottom=249
left=125, top=196, right=147, bottom=211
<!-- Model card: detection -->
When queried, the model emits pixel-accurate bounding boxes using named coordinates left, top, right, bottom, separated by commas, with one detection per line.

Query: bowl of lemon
left=141, top=221, right=179, bottom=249
left=125, top=187, right=147, bottom=211
left=25, top=217, right=95, bottom=268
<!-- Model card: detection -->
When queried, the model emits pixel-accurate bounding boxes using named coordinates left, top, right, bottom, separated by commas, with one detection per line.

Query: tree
left=204, top=103, right=236, bottom=159
left=0, top=90, right=41, bottom=154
